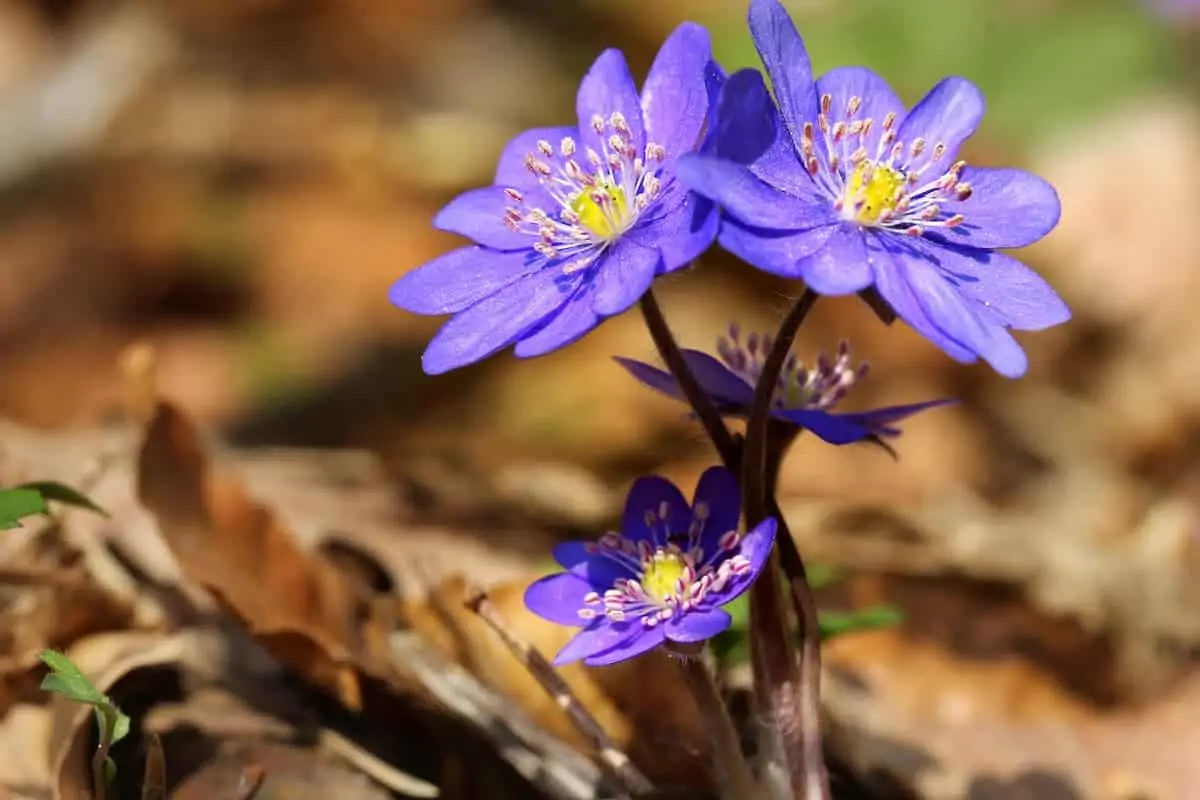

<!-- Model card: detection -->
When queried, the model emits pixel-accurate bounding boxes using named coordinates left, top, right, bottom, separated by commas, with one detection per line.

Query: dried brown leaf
left=171, top=742, right=392, bottom=800
left=824, top=628, right=1200, bottom=797
left=136, top=400, right=367, bottom=709
left=406, top=574, right=711, bottom=791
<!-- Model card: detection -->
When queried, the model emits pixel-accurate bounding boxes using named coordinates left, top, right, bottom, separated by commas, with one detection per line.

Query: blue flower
left=390, top=24, right=724, bottom=374
left=675, top=0, right=1070, bottom=379
left=525, top=466, right=776, bottom=666
left=616, top=326, right=950, bottom=445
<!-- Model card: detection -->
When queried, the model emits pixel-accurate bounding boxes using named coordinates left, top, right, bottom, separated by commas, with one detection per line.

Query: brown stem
left=674, top=651, right=758, bottom=800
left=767, top=490, right=829, bottom=800
left=741, top=289, right=827, bottom=800
left=91, top=736, right=110, bottom=800
left=742, top=289, right=818, bottom=527
left=639, top=289, right=738, bottom=466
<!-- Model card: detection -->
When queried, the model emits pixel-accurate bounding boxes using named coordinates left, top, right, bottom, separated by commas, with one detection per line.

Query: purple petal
left=718, top=219, right=838, bottom=280
left=524, top=572, right=594, bottom=626
left=867, top=235, right=978, bottom=364
left=938, top=167, right=1061, bottom=249
left=814, top=67, right=905, bottom=166
left=494, top=126, right=580, bottom=190
left=883, top=237, right=1028, bottom=377
left=622, top=475, right=691, bottom=546
left=895, top=77, right=985, bottom=176
left=553, top=620, right=645, bottom=666
left=666, top=608, right=732, bottom=643
left=420, top=271, right=574, bottom=374
left=747, top=0, right=818, bottom=154
left=613, top=357, right=687, bottom=403
left=514, top=288, right=601, bottom=357
left=710, top=517, right=777, bottom=604
left=716, top=68, right=780, bottom=166
left=613, top=350, right=754, bottom=413
left=641, top=23, right=719, bottom=157
left=582, top=624, right=666, bottom=667
left=676, top=154, right=836, bottom=231
left=680, top=350, right=756, bottom=407
left=908, top=238, right=1070, bottom=331
left=390, top=247, right=539, bottom=315
left=552, top=541, right=591, bottom=569
left=626, top=183, right=719, bottom=273
left=781, top=401, right=953, bottom=444
left=590, top=239, right=661, bottom=317
left=576, top=49, right=646, bottom=156
left=434, top=187, right=530, bottom=250
left=691, top=466, right=741, bottom=559
left=842, top=398, right=957, bottom=428
left=716, top=68, right=818, bottom=197
left=572, top=551, right=639, bottom=590
left=794, top=223, right=874, bottom=295
left=774, top=408, right=874, bottom=444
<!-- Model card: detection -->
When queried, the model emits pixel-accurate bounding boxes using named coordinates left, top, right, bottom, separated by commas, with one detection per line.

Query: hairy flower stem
left=765, top=442, right=830, bottom=800
left=742, top=288, right=829, bottom=800
left=639, top=288, right=739, bottom=466
left=673, top=650, right=759, bottom=800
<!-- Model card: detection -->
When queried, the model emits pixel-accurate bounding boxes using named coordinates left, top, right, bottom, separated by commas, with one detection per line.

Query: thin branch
left=465, top=588, right=654, bottom=796
left=639, top=289, right=738, bottom=466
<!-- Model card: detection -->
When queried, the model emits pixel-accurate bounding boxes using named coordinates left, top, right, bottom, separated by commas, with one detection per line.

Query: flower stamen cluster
left=802, top=92, right=972, bottom=236
left=504, top=113, right=667, bottom=274
left=716, top=326, right=868, bottom=411
left=578, top=520, right=748, bottom=628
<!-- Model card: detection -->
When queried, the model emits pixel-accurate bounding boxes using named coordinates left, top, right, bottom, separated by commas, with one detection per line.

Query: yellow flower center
left=641, top=550, right=688, bottom=603
left=571, top=180, right=629, bottom=240
left=843, top=161, right=905, bottom=225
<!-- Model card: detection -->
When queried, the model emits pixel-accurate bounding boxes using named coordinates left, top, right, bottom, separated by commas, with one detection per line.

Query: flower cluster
left=389, top=0, right=1070, bottom=668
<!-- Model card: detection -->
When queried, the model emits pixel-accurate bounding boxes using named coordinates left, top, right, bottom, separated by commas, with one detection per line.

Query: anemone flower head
left=675, top=0, right=1070, bottom=379
left=389, top=23, right=725, bottom=374
left=524, top=466, right=776, bottom=666
left=615, top=325, right=951, bottom=446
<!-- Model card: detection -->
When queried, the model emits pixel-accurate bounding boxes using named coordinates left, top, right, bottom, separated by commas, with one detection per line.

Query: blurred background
left=3, top=0, right=1200, bottom=796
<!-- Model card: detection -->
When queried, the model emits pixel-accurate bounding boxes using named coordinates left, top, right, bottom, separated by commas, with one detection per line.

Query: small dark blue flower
left=525, top=466, right=775, bottom=666
left=390, top=24, right=725, bottom=374
left=616, top=326, right=950, bottom=445
left=675, top=0, right=1070, bottom=379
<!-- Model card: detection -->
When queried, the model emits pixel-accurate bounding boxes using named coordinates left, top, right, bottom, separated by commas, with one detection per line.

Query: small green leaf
left=39, top=649, right=131, bottom=743
left=16, top=481, right=107, bottom=517
left=805, top=563, right=841, bottom=590
left=713, top=604, right=906, bottom=667
left=818, top=604, right=906, bottom=640
left=107, top=706, right=131, bottom=745
left=723, top=594, right=750, bottom=629
left=720, top=564, right=842, bottom=631
left=0, top=488, right=46, bottom=529
left=39, top=649, right=110, bottom=706
left=103, top=756, right=117, bottom=786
